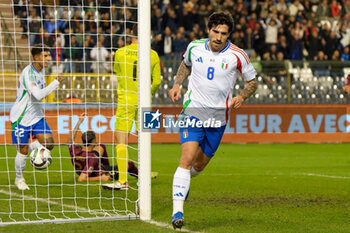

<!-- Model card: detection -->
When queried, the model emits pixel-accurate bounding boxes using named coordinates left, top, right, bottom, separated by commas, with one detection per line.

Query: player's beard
left=211, top=40, right=224, bottom=52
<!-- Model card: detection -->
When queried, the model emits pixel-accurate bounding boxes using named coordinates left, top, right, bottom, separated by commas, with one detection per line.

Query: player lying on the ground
left=10, top=43, right=65, bottom=191
left=67, top=113, right=138, bottom=183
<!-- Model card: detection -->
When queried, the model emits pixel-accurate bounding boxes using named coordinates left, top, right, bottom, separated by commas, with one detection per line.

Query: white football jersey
left=182, top=39, right=256, bottom=124
left=10, top=64, right=59, bottom=126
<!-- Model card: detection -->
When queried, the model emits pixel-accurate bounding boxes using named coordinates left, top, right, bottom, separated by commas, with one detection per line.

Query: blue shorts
left=180, top=116, right=226, bottom=157
left=11, top=118, right=52, bottom=145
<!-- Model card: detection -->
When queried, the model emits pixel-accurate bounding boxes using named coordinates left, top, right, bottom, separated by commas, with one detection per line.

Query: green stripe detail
left=28, top=68, right=35, bottom=82
left=183, top=90, right=192, bottom=112
left=188, top=46, right=196, bottom=63
left=19, top=90, right=27, bottom=102
left=11, top=105, right=28, bottom=130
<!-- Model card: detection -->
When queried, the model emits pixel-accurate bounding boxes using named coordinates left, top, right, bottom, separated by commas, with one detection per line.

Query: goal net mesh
left=0, top=0, right=140, bottom=224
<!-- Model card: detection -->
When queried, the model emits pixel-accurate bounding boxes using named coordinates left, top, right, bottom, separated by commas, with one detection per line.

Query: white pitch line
left=0, top=189, right=102, bottom=215
left=295, top=173, right=350, bottom=179
left=0, top=189, right=200, bottom=232
left=148, top=220, right=202, bottom=233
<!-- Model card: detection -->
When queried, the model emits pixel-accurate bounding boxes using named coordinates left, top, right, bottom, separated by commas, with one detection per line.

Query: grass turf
left=1, top=143, right=350, bottom=232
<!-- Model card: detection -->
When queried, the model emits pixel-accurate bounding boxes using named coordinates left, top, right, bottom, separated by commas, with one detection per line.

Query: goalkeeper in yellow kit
left=102, top=26, right=161, bottom=190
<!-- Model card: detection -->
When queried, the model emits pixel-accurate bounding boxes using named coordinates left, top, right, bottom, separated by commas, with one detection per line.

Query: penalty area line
left=294, top=173, right=350, bottom=179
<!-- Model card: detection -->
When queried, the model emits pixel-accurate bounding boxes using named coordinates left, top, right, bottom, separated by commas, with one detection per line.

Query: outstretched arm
left=67, top=113, right=86, bottom=144
left=77, top=172, right=111, bottom=182
left=230, top=79, right=258, bottom=109
left=168, top=61, right=191, bottom=102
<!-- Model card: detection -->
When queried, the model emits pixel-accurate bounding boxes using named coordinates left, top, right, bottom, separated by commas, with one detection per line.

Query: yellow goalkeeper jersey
left=114, top=43, right=161, bottom=106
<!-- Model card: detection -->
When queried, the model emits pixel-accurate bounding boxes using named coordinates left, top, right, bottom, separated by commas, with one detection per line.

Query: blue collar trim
left=30, top=63, right=40, bottom=73
left=205, top=40, right=230, bottom=53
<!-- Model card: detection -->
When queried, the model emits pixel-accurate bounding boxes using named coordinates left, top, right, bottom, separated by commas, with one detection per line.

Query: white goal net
left=0, top=0, right=151, bottom=225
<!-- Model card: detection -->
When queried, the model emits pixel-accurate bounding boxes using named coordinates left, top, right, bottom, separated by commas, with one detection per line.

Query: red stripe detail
left=229, top=45, right=249, bottom=64
left=233, top=53, right=242, bottom=73
left=225, top=94, right=230, bottom=123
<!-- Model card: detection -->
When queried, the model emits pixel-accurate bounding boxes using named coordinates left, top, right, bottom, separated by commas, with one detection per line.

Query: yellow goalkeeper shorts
left=115, top=103, right=138, bottom=132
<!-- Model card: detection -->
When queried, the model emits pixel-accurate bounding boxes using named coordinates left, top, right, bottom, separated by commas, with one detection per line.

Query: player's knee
left=19, top=145, right=28, bottom=155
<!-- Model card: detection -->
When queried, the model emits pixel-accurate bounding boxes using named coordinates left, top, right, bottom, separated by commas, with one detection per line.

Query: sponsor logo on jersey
left=195, top=57, right=203, bottom=63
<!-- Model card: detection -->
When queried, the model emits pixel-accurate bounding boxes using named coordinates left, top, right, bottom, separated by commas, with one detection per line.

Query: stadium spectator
left=289, top=0, right=305, bottom=17
left=50, top=38, right=64, bottom=74
left=316, top=0, right=331, bottom=19
left=340, top=22, right=350, bottom=48
left=67, top=113, right=139, bottom=182
left=29, top=16, right=41, bottom=46
left=345, top=0, right=350, bottom=15
left=276, top=0, right=288, bottom=14
left=168, top=12, right=257, bottom=230
left=151, top=8, right=164, bottom=34
left=163, top=7, right=178, bottom=32
left=100, top=12, right=111, bottom=33
left=341, top=46, right=350, bottom=61
left=172, top=30, right=188, bottom=61
left=330, top=0, right=341, bottom=19
left=326, top=31, right=340, bottom=59
left=250, top=50, right=262, bottom=75
left=306, top=28, right=320, bottom=60
left=81, top=38, right=93, bottom=73
left=248, top=0, right=261, bottom=16
left=277, top=35, right=291, bottom=59
left=151, top=33, right=163, bottom=56
left=252, top=22, right=265, bottom=56
left=90, top=36, right=110, bottom=73
left=162, top=26, right=174, bottom=62
left=102, top=26, right=161, bottom=191
left=63, top=35, right=81, bottom=73
left=262, top=15, right=282, bottom=47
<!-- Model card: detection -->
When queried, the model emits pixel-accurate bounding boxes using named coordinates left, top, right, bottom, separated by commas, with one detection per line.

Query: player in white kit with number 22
left=168, top=12, right=258, bottom=229
left=10, top=44, right=65, bottom=190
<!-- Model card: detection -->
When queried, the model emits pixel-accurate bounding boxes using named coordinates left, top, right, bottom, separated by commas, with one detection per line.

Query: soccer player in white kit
left=10, top=44, right=65, bottom=190
left=168, top=12, right=258, bottom=229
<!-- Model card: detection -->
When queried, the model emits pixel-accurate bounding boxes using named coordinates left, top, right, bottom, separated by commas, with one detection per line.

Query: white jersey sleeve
left=24, top=70, right=59, bottom=100
left=231, top=46, right=256, bottom=81
left=183, top=39, right=207, bottom=67
left=183, top=43, right=192, bottom=67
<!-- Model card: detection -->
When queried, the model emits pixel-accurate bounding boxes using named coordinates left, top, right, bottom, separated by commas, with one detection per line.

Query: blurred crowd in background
left=12, top=0, right=350, bottom=74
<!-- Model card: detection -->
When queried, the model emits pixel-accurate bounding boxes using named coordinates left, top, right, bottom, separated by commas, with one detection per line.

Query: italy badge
left=221, top=58, right=228, bottom=70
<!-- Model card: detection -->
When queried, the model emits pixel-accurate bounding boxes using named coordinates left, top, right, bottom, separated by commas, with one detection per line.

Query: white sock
left=172, top=167, right=190, bottom=215
left=15, top=151, right=27, bottom=179
left=190, top=167, right=202, bottom=178
left=28, top=140, right=43, bottom=153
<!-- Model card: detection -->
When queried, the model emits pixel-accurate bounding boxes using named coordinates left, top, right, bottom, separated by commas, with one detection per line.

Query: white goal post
left=138, top=0, right=152, bottom=221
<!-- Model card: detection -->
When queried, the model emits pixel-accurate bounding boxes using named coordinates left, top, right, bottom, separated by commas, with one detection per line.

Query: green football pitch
left=1, top=143, right=350, bottom=233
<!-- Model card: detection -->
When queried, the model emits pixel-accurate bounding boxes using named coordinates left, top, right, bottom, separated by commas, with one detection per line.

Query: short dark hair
left=82, top=130, right=96, bottom=146
left=31, top=43, right=51, bottom=58
left=207, top=12, right=234, bottom=33
left=131, top=24, right=138, bottom=36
